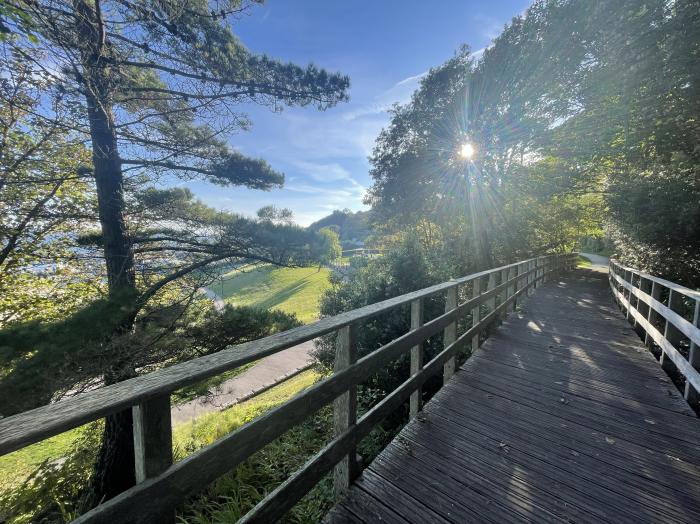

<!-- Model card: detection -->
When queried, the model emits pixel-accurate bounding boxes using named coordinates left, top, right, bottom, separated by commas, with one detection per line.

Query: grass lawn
left=214, top=265, right=332, bottom=324
left=0, top=427, right=83, bottom=492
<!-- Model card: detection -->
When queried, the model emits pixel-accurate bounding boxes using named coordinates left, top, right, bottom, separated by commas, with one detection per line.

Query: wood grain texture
left=409, top=298, right=424, bottom=418
left=328, top=267, right=700, bottom=524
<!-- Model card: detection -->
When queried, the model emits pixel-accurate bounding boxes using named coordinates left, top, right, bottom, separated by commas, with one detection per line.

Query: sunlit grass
left=215, top=265, right=332, bottom=324
left=577, top=255, right=592, bottom=268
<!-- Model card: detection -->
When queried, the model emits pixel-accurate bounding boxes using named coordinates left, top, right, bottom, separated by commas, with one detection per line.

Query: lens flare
left=459, top=142, right=475, bottom=159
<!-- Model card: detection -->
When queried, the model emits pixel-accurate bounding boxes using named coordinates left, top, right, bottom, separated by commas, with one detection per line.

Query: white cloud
left=342, top=71, right=427, bottom=122
left=293, top=161, right=353, bottom=183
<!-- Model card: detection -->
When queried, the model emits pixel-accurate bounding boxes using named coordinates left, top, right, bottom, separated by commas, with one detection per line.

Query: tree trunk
left=74, top=0, right=138, bottom=503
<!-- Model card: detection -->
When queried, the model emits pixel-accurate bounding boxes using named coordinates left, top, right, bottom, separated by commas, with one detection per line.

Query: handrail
left=608, top=259, right=700, bottom=405
left=0, top=255, right=552, bottom=455
left=0, top=252, right=577, bottom=524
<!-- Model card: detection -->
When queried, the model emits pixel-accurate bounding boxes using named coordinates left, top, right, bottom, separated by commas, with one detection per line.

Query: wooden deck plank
left=327, top=268, right=700, bottom=523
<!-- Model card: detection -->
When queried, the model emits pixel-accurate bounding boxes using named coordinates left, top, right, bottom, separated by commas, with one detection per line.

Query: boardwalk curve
left=327, top=267, right=700, bottom=523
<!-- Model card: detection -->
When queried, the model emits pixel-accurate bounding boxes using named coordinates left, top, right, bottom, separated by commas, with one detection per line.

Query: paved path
left=580, top=251, right=610, bottom=271
left=171, top=340, right=314, bottom=426
left=328, top=267, right=700, bottom=523
left=173, top=287, right=316, bottom=426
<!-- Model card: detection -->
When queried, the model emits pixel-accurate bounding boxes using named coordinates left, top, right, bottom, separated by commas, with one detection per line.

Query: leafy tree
left=0, top=53, right=98, bottom=325
left=2, top=0, right=349, bottom=501
left=256, top=205, right=294, bottom=225
left=317, top=227, right=341, bottom=267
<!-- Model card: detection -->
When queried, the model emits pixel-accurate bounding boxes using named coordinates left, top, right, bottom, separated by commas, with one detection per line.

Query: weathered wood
left=611, top=284, right=700, bottom=393
left=499, top=268, right=509, bottom=321
left=10, top=254, right=575, bottom=524
left=132, top=395, right=173, bottom=524
left=471, top=277, right=482, bottom=354
left=329, top=268, right=700, bottom=524
left=646, top=281, right=662, bottom=347
left=409, top=298, right=424, bottom=418
left=74, top=275, right=530, bottom=523
left=334, top=324, right=358, bottom=496
left=686, top=301, right=700, bottom=406
left=0, top=256, right=551, bottom=457
left=661, top=290, right=684, bottom=373
left=133, top=395, right=172, bottom=483
left=243, top=310, right=480, bottom=524
left=442, top=285, right=458, bottom=383
left=612, top=272, right=700, bottom=348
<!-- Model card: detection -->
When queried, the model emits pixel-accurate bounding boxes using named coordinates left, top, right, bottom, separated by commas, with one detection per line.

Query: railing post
left=528, top=259, right=535, bottom=295
left=133, top=394, right=174, bottom=523
left=508, top=265, right=517, bottom=312
left=409, top=298, right=424, bottom=419
left=499, top=268, right=509, bottom=320
left=661, top=290, right=683, bottom=373
left=471, top=277, right=482, bottom=354
left=684, top=300, right=700, bottom=407
left=443, top=284, right=458, bottom=384
left=645, top=281, right=661, bottom=347
left=334, top=324, right=357, bottom=496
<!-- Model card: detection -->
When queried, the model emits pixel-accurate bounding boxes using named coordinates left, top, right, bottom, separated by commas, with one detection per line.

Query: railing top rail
left=0, top=253, right=572, bottom=457
left=610, top=259, right=700, bottom=301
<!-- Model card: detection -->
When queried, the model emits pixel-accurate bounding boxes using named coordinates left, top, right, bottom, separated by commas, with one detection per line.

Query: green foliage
left=315, top=235, right=460, bottom=413
left=0, top=423, right=101, bottom=524
left=309, top=209, right=371, bottom=247
left=317, top=227, right=342, bottom=265
left=0, top=370, right=325, bottom=524
left=0, top=300, right=300, bottom=417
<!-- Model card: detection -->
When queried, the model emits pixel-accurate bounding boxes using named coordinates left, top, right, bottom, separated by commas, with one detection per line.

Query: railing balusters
left=609, top=260, right=700, bottom=411
left=333, top=324, right=357, bottom=496
left=409, top=298, right=424, bottom=418
left=661, top=290, right=683, bottom=373
left=685, top=301, right=700, bottom=406
left=443, top=284, right=458, bottom=383
left=1, top=253, right=581, bottom=524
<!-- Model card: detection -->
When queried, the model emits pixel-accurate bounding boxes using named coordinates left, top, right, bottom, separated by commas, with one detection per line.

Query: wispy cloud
left=342, top=71, right=427, bottom=122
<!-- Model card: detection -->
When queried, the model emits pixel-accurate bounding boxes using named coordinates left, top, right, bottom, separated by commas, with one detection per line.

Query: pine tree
left=1, top=0, right=349, bottom=502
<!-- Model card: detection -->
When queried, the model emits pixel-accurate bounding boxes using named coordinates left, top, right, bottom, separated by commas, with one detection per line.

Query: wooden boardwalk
left=327, top=268, right=700, bottom=523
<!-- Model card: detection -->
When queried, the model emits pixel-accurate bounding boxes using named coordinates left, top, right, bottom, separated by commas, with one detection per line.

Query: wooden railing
left=609, top=259, right=700, bottom=406
left=0, top=253, right=577, bottom=523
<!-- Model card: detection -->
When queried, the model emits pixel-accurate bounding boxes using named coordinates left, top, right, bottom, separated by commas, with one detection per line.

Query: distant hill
left=308, top=209, right=370, bottom=248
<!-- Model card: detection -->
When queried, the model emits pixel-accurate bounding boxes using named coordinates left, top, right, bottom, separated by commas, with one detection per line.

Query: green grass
left=0, top=428, right=83, bottom=491
left=173, top=369, right=321, bottom=445
left=577, top=255, right=593, bottom=268
left=0, top=370, right=323, bottom=524
left=0, top=370, right=320, bottom=496
left=214, top=265, right=331, bottom=324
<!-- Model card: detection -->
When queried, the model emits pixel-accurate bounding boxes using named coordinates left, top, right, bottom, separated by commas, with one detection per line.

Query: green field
left=214, top=265, right=332, bottom=324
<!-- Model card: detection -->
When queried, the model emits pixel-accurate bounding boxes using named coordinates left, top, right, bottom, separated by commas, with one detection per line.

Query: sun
left=459, top=142, right=475, bottom=159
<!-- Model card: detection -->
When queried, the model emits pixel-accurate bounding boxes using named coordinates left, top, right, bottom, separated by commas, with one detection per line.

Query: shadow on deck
left=326, top=268, right=700, bottom=523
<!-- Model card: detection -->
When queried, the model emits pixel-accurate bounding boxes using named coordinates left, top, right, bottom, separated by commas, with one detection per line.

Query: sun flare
left=459, top=142, right=475, bottom=159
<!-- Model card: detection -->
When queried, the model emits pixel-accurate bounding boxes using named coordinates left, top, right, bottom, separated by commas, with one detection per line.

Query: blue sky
left=179, top=0, right=531, bottom=225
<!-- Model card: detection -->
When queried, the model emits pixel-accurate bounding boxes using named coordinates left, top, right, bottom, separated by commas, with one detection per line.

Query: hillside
left=215, top=266, right=332, bottom=324
left=308, top=209, right=370, bottom=248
